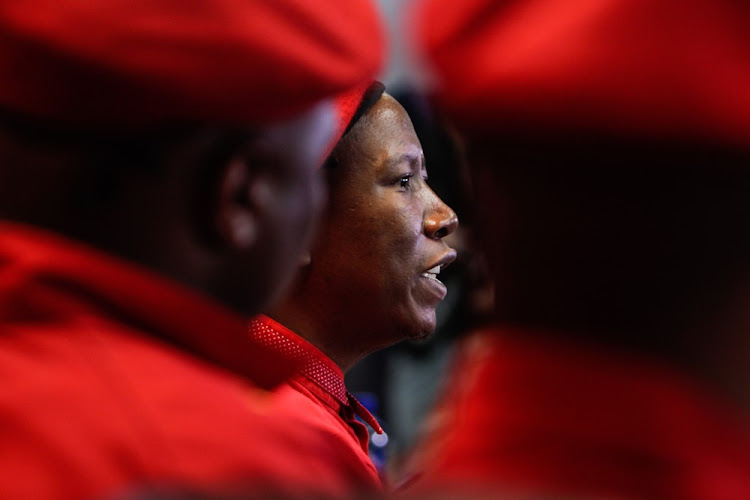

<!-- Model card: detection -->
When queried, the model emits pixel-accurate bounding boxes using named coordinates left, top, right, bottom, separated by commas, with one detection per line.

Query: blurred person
left=405, top=0, right=750, bottom=498
left=249, top=82, right=458, bottom=489
left=0, top=1, right=383, bottom=499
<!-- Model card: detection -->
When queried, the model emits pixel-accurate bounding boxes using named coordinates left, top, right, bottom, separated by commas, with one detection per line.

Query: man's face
left=311, top=94, right=458, bottom=345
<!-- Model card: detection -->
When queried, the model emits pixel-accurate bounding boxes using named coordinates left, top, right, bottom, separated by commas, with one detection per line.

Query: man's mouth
left=421, top=265, right=443, bottom=284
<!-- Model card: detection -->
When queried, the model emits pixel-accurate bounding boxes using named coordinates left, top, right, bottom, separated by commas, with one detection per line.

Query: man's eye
left=399, top=175, right=411, bottom=189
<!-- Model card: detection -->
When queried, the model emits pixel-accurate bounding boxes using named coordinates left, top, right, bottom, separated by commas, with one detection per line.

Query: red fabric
left=249, top=315, right=383, bottom=490
left=0, top=0, right=384, bottom=126
left=410, top=327, right=750, bottom=499
left=322, top=81, right=375, bottom=163
left=333, top=83, right=375, bottom=148
left=0, top=223, right=378, bottom=500
left=415, top=0, right=750, bottom=148
left=274, top=382, right=383, bottom=492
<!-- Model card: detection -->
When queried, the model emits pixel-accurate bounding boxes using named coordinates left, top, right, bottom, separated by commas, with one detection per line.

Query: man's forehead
left=361, top=98, right=418, bottom=143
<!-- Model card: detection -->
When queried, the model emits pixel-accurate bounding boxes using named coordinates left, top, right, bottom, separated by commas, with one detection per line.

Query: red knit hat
left=415, top=0, right=750, bottom=148
left=0, top=0, right=384, bottom=127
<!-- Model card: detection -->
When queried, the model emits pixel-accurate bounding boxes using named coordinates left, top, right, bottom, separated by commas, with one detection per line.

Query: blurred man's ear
left=299, top=252, right=312, bottom=266
left=214, top=154, right=266, bottom=251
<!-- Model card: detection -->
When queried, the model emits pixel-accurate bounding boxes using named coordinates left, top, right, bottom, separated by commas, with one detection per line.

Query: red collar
left=0, top=222, right=297, bottom=389
left=249, top=314, right=383, bottom=434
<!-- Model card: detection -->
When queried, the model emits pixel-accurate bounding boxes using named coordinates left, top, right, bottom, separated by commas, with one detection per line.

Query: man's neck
left=267, top=302, right=371, bottom=373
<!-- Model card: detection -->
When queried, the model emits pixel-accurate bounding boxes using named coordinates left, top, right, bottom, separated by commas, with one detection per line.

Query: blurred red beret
left=415, top=0, right=750, bottom=148
left=0, top=0, right=383, bottom=127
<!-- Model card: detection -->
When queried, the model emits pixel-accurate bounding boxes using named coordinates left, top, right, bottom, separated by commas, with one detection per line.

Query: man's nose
left=424, top=190, right=458, bottom=240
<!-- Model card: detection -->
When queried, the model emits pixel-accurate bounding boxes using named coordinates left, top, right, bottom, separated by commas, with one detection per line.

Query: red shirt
left=0, top=223, right=375, bottom=499
left=410, top=327, right=750, bottom=499
left=249, top=314, right=383, bottom=491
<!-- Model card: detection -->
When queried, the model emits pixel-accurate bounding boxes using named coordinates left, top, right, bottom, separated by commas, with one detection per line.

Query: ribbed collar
left=249, top=314, right=383, bottom=434
left=0, top=222, right=297, bottom=389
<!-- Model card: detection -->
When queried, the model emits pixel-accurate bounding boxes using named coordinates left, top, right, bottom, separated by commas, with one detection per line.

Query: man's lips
left=420, top=250, right=458, bottom=284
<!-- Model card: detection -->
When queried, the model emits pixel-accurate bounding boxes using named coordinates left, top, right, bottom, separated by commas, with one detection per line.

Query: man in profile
left=251, top=82, right=458, bottom=489
left=410, top=0, right=750, bottom=498
left=0, top=1, right=383, bottom=498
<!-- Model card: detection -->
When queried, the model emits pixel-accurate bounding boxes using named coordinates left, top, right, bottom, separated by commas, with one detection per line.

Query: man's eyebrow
left=385, top=153, right=422, bottom=170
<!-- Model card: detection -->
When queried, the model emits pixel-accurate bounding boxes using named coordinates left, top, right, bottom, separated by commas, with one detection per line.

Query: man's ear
left=299, top=252, right=312, bottom=266
left=214, top=155, right=269, bottom=251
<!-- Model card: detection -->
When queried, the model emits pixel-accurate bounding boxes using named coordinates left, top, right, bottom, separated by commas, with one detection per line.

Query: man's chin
left=405, top=313, right=437, bottom=341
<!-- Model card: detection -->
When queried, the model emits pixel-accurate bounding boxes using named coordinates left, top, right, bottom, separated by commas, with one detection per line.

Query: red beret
left=0, top=0, right=384, bottom=126
left=415, top=0, right=750, bottom=148
left=322, top=80, right=386, bottom=162
left=328, top=82, right=374, bottom=158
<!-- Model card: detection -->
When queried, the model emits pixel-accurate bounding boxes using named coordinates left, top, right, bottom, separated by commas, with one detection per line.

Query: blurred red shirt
left=409, top=327, right=750, bottom=499
left=0, top=223, right=376, bottom=500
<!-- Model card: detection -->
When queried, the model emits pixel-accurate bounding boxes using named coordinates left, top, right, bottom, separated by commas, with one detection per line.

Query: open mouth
left=420, top=264, right=443, bottom=284
left=420, top=250, right=457, bottom=292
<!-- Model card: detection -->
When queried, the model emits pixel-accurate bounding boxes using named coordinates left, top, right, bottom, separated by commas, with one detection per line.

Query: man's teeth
left=421, top=265, right=442, bottom=281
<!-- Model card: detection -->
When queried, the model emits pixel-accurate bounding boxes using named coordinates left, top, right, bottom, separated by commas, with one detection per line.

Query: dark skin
left=0, top=102, right=334, bottom=316
left=270, top=94, right=458, bottom=372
